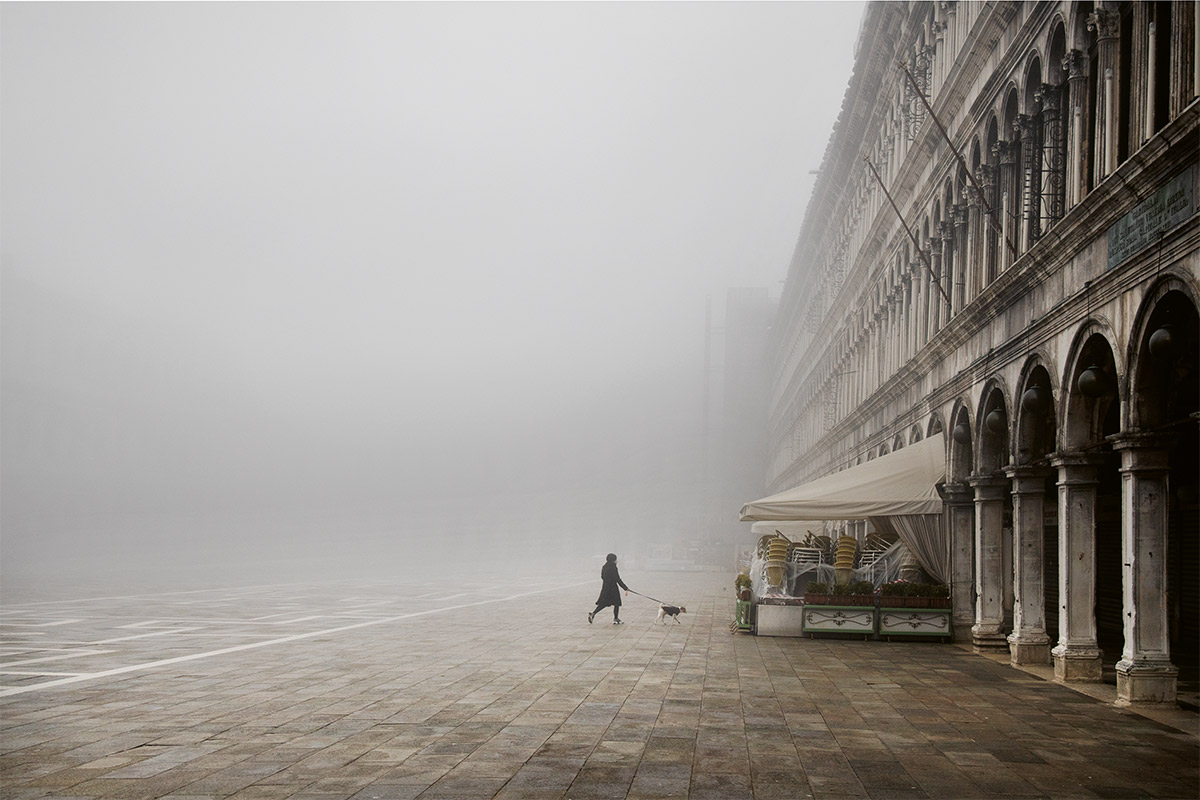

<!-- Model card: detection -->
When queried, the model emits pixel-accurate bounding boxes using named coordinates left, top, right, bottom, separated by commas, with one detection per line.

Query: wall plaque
left=1107, top=163, right=1197, bottom=270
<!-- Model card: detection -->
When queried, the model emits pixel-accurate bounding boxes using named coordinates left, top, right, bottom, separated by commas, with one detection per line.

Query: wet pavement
left=1, top=570, right=1196, bottom=799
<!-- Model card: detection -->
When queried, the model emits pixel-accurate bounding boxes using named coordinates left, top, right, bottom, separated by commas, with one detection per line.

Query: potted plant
left=879, top=581, right=951, bottom=608
left=832, top=580, right=877, bottom=606
left=735, top=572, right=753, bottom=602
left=803, top=581, right=831, bottom=603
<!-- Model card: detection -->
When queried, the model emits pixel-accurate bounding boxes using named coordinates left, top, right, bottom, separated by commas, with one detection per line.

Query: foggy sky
left=1, top=1, right=864, bottom=584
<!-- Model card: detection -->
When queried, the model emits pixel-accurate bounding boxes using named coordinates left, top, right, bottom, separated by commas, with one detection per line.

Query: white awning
left=749, top=520, right=825, bottom=538
left=739, top=433, right=947, bottom=521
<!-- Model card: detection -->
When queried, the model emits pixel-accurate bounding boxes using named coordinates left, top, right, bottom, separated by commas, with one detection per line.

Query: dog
left=656, top=604, right=687, bottom=624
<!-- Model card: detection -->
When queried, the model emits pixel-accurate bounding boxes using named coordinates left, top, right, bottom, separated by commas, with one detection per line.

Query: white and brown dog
left=656, top=604, right=687, bottom=624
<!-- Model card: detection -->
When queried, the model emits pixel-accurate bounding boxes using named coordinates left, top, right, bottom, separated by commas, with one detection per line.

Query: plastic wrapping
left=747, top=541, right=908, bottom=600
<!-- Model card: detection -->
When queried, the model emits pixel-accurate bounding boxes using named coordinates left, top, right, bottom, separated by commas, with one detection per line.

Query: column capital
left=968, top=474, right=1009, bottom=499
left=1063, top=49, right=1088, bottom=82
left=974, top=162, right=995, bottom=189
left=1087, top=8, right=1120, bottom=41
left=939, top=481, right=975, bottom=504
left=1109, top=432, right=1170, bottom=472
left=993, top=139, right=1018, bottom=165
left=1004, top=465, right=1053, bottom=491
left=1049, top=450, right=1104, bottom=484
left=1034, top=82, right=1061, bottom=109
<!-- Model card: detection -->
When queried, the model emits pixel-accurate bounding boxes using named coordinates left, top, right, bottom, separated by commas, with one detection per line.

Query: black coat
left=595, top=561, right=629, bottom=607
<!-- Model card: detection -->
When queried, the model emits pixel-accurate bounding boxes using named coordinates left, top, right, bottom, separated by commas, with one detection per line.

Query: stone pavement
left=1, top=569, right=1197, bottom=799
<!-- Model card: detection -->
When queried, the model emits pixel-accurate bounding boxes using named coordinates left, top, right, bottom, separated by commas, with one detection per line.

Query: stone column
left=952, top=204, right=969, bottom=313
left=975, top=163, right=998, bottom=284
left=1004, top=466, right=1053, bottom=664
left=1063, top=49, right=1089, bottom=205
left=1111, top=434, right=1178, bottom=705
left=965, top=192, right=982, bottom=302
left=928, top=242, right=943, bottom=336
left=940, top=1, right=958, bottom=76
left=1088, top=8, right=1121, bottom=178
left=941, top=482, right=976, bottom=641
left=1049, top=451, right=1104, bottom=682
left=938, top=221, right=955, bottom=323
left=970, top=475, right=1009, bottom=652
left=993, top=139, right=1018, bottom=269
left=916, top=261, right=926, bottom=347
left=912, top=260, right=927, bottom=349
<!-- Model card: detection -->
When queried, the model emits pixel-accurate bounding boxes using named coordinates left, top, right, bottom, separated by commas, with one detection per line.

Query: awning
left=749, top=520, right=824, bottom=539
left=740, top=433, right=946, bottom=521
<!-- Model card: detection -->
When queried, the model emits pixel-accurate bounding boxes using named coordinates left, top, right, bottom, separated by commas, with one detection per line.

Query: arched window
left=1000, top=89, right=1021, bottom=267
left=1022, top=56, right=1044, bottom=248
left=983, top=117, right=1001, bottom=283
left=1041, top=22, right=1069, bottom=229
left=1151, top=4, right=1169, bottom=134
left=1117, top=2, right=1134, bottom=163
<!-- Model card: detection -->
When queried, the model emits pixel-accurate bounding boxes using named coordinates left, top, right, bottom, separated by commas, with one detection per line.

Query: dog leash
left=627, top=589, right=669, bottom=605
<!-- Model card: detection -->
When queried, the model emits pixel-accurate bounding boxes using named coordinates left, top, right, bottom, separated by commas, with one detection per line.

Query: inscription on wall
left=1107, top=164, right=1197, bottom=269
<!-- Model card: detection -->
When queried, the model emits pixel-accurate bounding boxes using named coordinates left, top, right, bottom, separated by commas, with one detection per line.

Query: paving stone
left=1, top=572, right=1197, bottom=799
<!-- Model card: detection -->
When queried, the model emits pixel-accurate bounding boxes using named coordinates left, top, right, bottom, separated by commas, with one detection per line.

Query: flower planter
left=801, top=596, right=877, bottom=638
left=877, top=605, right=953, bottom=639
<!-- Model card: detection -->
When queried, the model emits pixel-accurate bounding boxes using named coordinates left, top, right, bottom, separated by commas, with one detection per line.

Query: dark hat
left=606, top=553, right=617, bottom=563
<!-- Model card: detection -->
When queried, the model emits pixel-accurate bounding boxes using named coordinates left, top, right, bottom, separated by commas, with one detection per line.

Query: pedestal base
left=1116, top=660, right=1178, bottom=705
left=1052, top=645, right=1103, bottom=682
left=1007, top=633, right=1052, bottom=665
left=972, top=625, right=1010, bottom=653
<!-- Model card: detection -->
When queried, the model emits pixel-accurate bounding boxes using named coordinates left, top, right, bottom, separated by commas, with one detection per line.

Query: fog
left=1, top=1, right=863, bottom=594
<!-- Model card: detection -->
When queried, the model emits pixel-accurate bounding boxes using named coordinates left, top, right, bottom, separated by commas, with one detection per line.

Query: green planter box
left=878, top=607, right=953, bottom=638
left=800, top=604, right=876, bottom=637
left=734, top=599, right=753, bottom=631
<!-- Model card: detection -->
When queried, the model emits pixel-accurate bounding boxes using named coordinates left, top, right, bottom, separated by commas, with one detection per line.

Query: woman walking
left=589, top=553, right=630, bottom=625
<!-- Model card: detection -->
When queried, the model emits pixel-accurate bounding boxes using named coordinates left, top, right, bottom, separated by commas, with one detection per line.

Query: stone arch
left=1069, top=0, right=1097, bottom=54
left=1015, top=353, right=1059, bottom=465
left=1124, top=277, right=1200, bottom=680
left=910, top=423, right=925, bottom=444
left=976, top=380, right=1012, bottom=475
left=1061, top=318, right=1123, bottom=451
left=948, top=400, right=973, bottom=483
left=1046, top=17, right=1068, bottom=85
left=879, top=442, right=890, bottom=458
left=926, top=413, right=943, bottom=437
left=1127, top=276, right=1200, bottom=431
left=893, top=433, right=906, bottom=451
left=1001, top=84, right=1021, bottom=131
left=1024, top=52, right=1044, bottom=112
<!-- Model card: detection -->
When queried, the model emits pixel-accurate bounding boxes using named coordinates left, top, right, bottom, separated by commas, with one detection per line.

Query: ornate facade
left=767, top=1, right=1198, bottom=705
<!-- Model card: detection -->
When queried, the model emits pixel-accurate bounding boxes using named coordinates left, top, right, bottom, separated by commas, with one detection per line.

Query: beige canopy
left=739, top=433, right=946, bottom=521
left=748, top=520, right=824, bottom=539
